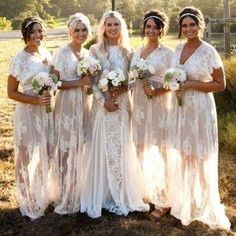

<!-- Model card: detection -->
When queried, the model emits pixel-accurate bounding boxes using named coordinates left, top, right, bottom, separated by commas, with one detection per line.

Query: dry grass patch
left=0, top=36, right=235, bottom=236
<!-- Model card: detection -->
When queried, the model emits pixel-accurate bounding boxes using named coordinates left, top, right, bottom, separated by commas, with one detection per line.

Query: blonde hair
left=67, top=13, right=91, bottom=36
left=97, top=11, right=130, bottom=54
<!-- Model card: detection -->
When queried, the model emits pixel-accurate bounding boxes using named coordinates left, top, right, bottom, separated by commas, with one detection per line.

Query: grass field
left=0, top=35, right=236, bottom=235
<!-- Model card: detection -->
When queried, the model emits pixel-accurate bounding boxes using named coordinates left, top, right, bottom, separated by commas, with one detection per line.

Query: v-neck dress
left=130, top=44, right=174, bottom=207
left=50, top=45, right=90, bottom=214
left=168, top=41, right=231, bottom=230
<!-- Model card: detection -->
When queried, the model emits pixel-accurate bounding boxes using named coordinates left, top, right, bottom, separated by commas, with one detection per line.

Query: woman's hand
left=104, top=100, right=119, bottom=112
left=143, top=83, right=155, bottom=97
left=38, top=92, right=51, bottom=106
left=80, top=75, right=92, bottom=86
left=109, top=84, right=128, bottom=99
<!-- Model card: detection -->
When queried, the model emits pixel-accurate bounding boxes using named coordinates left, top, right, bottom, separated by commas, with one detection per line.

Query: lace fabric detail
left=168, top=41, right=231, bottom=230
left=130, top=45, right=174, bottom=207
left=81, top=44, right=149, bottom=218
left=172, top=42, right=223, bottom=81
left=9, top=48, right=54, bottom=219
left=49, top=46, right=90, bottom=214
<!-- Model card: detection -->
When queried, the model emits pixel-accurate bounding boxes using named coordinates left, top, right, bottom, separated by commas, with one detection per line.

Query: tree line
left=0, top=0, right=236, bottom=31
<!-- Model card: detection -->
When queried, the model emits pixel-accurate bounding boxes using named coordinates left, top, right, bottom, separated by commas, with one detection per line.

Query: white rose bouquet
left=163, top=67, right=186, bottom=106
left=130, top=58, right=155, bottom=99
left=32, top=72, right=61, bottom=113
left=99, top=68, right=126, bottom=94
left=77, top=56, right=102, bottom=95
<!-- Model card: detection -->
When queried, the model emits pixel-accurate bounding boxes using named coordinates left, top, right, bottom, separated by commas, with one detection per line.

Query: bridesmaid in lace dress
left=51, top=13, right=92, bottom=214
left=168, top=7, right=231, bottom=230
left=7, top=17, right=53, bottom=219
left=80, top=11, right=149, bottom=218
left=130, top=10, right=173, bottom=221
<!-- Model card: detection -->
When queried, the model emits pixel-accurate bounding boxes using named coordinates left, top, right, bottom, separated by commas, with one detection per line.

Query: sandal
left=147, top=207, right=171, bottom=222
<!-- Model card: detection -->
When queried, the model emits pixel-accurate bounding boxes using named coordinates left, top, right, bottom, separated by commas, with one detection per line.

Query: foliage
left=215, top=56, right=236, bottom=113
left=1, top=0, right=236, bottom=34
left=215, top=56, right=236, bottom=155
left=218, top=112, right=236, bottom=154
left=45, top=16, right=56, bottom=29
left=83, top=37, right=97, bottom=50
left=0, top=17, right=11, bottom=30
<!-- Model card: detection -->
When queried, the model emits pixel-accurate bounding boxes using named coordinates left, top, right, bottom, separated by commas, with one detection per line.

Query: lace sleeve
left=208, top=46, right=223, bottom=73
left=52, top=49, right=64, bottom=73
left=9, top=54, right=21, bottom=80
left=90, top=46, right=105, bottom=107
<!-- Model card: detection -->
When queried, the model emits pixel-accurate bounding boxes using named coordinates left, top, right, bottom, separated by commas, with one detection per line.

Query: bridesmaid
left=7, top=17, right=53, bottom=219
left=130, top=10, right=173, bottom=220
left=168, top=6, right=231, bottom=230
left=81, top=11, right=149, bottom=218
left=51, top=13, right=92, bottom=214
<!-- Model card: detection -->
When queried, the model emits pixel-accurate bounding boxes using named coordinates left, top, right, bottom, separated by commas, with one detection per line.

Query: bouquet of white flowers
left=32, top=71, right=61, bottom=113
left=130, top=58, right=155, bottom=99
left=77, top=56, right=102, bottom=95
left=99, top=68, right=126, bottom=93
left=163, top=67, right=186, bottom=106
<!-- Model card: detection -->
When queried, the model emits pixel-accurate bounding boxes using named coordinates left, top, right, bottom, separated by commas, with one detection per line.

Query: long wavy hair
left=97, top=11, right=130, bottom=55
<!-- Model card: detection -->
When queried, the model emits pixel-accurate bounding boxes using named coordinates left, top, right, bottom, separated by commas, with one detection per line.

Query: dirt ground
left=0, top=153, right=235, bottom=236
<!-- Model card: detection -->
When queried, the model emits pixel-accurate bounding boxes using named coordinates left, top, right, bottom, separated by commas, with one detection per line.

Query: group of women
left=7, top=5, right=231, bottom=231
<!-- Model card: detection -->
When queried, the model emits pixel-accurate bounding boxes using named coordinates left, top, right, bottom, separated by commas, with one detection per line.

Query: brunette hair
left=21, top=17, right=44, bottom=43
left=142, top=10, right=169, bottom=38
left=178, top=6, right=204, bottom=38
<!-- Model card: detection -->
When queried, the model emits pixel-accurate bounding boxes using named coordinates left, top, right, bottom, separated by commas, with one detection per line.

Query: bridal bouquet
left=163, top=67, right=186, bottom=106
left=77, top=56, right=102, bottom=95
left=99, top=68, right=126, bottom=93
left=32, top=72, right=61, bottom=113
left=130, top=58, right=155, bottom=99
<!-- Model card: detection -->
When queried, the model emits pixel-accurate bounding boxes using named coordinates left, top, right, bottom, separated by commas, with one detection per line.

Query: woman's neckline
left=179, top=41, right=204, bottom=65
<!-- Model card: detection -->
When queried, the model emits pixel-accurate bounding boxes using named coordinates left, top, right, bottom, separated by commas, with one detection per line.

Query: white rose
left=99, top=78, right=108, bottom=91
left=148, top=65, right=155, bottom=74
left=111, top=78, right=119, bottom=86
left=174, top=68, right=186, bottom=82
left=169, top=82, right=180, bottom=91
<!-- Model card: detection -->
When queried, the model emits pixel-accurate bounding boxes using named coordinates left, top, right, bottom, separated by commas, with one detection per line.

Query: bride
left=80, top=11, right=149, bottom=218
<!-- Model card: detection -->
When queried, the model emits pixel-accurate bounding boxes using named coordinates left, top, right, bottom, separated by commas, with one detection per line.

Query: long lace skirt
left=81, top=104, right=149, bottom=218
left=49, top=88, right=85, bottom=214
left=14, top=103, right=53, bottom=219
left=167, top=91, right=231, bottom=230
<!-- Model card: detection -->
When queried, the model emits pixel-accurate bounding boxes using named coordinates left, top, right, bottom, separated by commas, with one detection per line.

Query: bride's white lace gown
left=80, top=44, right=149, bottom=218
left=168, top=41, right=231, bottom=230
left=51, top=46, right=90, bottom=214
left=130, top=44, right=173, bottom=207
left=9, top=48, right=53, bottom=219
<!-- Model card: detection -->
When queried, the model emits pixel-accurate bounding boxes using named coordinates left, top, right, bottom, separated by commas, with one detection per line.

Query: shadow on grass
left=0, top=149, right=14, bottom=162
left=0, top=208, right=234, bottom=236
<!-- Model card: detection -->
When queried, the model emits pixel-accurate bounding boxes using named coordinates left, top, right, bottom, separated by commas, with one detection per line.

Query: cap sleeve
left=9, top=54, right=21, bottom=80
left=207, top=45, right=223, bottom=74
left=52, top=48, right=64, bottom=72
